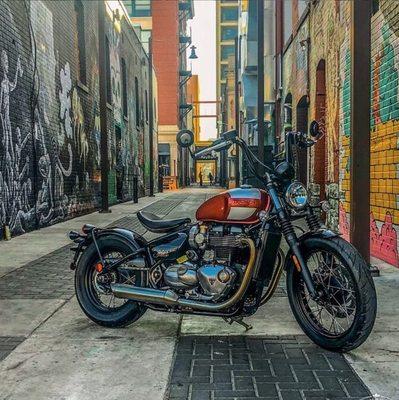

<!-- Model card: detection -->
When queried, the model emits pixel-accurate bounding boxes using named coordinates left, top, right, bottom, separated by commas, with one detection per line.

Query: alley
left=0, top=188, right=398, bottom=400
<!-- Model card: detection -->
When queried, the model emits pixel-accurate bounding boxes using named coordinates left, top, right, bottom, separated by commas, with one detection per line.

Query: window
left=135, top=77, right=140, bottom=126
left=158, top=144, right=170, bottom=175
left=132, top=0, right=151, bottom=17
left=221, top=45, right=235, bottom=60
left=74, top=0, right=86, bottom=84
left=221, top=26, right=237, bottom=41
left=145, top=90, right=149, bottom=123
left=221, top=7, right=238, bottom=22
left=121, top=58, right=128, bottom=118
left=105, top=36, right=112, bottom=104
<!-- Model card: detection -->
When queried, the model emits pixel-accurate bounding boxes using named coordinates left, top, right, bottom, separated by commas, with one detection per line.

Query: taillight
left=82, top=224, right=95, bottom=234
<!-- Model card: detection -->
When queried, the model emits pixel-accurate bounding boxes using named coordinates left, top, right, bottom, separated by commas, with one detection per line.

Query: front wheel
left=286, top=236, right=377, bottom=352
left=75, top=237, right=147, bottom=328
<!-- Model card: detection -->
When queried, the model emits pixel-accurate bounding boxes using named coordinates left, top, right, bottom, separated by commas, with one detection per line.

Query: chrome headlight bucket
left=285, top=182, right=308, bottom=209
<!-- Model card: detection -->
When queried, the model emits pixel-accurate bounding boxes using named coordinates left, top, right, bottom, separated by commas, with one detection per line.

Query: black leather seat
left=137, top=211, right=191, bottom=233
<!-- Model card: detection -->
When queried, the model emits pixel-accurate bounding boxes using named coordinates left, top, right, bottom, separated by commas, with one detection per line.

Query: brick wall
left=0, top=0, right=155, bottom=238
left=152, top=0, right=179, bottom=127
left=282, top=0, right=399, bottom=267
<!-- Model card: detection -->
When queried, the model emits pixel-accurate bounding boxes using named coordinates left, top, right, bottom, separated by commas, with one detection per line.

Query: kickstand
left=223, top=317, right=253, bottom=332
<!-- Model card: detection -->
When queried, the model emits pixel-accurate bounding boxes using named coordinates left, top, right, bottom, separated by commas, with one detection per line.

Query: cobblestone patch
left=0, top=337, right=25, bottom=361
left=167, top=336, right=371, bottom=400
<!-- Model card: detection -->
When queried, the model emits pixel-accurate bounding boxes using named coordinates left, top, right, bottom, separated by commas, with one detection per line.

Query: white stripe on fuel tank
left=227, top=207, right=257, bottom=220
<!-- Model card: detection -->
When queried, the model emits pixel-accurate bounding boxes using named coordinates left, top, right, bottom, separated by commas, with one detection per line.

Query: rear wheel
left=75, top=237, right=147, bottom=328
left=286, top=236, right=377, bottom=352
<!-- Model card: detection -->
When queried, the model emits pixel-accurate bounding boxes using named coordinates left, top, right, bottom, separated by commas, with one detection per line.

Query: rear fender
left=70, top=228, right=148, bottom=270
left=283, top=229, right=340, bottom=270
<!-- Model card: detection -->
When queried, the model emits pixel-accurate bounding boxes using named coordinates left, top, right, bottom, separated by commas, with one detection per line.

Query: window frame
left=74, top=0, right=87, bottom=85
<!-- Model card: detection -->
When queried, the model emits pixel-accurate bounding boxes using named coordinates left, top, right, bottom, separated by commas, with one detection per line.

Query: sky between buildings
left=188, top=0, right=217, bottom=141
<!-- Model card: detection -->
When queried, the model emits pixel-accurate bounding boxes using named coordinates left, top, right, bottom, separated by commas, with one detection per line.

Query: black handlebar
left=192, top=128, right=317, bottom=184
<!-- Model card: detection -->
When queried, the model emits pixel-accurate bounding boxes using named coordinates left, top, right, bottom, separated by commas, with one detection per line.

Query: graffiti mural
left=0, top=1, right=153, bottom=239
left=369, top=6, right=399, bottom=266
left=59, top=63, right=73, bottom=140
left=109, top=28, right=122, bottom=125
left=0, top=47, right=32, bottom=234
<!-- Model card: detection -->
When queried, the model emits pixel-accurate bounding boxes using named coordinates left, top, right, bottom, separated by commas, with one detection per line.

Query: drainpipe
left=275, top=0, right=283, bottom=146
left=234, top=36, right=240, bottom=188
left=98, top=1, right=110, bottom=213
left=257, top=0, right=265, bottom=164
left=148, top=37, right=154, bottom=197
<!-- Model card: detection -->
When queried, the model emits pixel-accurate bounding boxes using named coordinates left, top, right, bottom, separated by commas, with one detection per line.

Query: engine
left=163, top=224, right=247, bottom=301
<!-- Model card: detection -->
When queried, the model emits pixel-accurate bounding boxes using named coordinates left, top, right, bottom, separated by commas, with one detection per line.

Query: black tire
left=75, top=237, right=147, bottom=328
left=286, top=236, right=377, bottom=352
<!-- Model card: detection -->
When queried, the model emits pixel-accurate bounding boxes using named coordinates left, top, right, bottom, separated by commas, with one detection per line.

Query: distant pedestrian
left=208, top=172, right=213, bottom=186
left=199, top=171, right=203, bottom=187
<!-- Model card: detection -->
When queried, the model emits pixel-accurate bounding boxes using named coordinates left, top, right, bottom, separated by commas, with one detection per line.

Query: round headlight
left=285, top=182, right=308, bottom=209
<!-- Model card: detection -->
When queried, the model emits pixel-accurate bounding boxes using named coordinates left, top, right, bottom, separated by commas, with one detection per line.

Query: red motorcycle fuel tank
left=196, top=187, right=271, bottom=224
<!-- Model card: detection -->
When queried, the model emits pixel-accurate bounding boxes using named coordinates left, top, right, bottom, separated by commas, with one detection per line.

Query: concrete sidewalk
left=0, top=188, right=221, bottom=400
left=0, top=190, right=167, bottom=278
left=0, top=188, right=398, bottom=399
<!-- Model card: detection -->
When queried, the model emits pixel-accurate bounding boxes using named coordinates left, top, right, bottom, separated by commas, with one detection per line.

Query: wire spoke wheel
left=296, top=250, right=357, bottom=338
left=89, top=251, right=140, bottom=311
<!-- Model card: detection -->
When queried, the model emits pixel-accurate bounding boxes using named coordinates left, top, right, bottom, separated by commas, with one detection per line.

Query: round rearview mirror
left=309, top=120, right=321, bottom=139
left=176, top=129, right=194, bottom=148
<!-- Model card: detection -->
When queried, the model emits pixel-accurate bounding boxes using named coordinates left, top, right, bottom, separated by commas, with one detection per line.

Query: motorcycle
left=68, top=121, right=376, bottom=352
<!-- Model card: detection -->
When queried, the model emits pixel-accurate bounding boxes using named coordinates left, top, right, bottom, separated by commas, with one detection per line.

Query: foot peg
left=223, top=317, right=253, bottom=332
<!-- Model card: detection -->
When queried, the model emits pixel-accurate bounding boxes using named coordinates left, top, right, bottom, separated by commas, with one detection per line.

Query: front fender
left=284, top=229, right=340, bottom=270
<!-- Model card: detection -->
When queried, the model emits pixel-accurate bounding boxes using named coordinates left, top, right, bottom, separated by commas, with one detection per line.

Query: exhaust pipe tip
left=111, top=283, right=179, bottom=306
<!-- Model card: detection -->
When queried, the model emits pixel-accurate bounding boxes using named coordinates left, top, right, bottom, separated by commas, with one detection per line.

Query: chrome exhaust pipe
left=111, top=285, right=179, bottom=306
left=111, top=238, right=256, bottom=311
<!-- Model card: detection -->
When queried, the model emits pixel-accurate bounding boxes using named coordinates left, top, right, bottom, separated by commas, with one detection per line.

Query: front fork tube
left=268, top=185, right=318, bottom=299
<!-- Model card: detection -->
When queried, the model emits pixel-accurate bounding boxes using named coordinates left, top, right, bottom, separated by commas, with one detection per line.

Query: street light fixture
left=189, top=45, right=198, bottom=59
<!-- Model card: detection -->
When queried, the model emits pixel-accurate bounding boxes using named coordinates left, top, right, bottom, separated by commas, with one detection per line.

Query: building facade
left=216, top=0, right=239, bottom=133
left=226, top=0, right=399, bottom=267
left=125, top=0, right=194, bottom=187
left=277, top=0, right=399, bottom=267
left=0, top=0, right=155, bottom=238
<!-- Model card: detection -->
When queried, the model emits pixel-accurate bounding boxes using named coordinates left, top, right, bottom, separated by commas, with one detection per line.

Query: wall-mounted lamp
left=299, top=38, right=310, bottom=51
left=189, top=45, right=198, bottom=59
